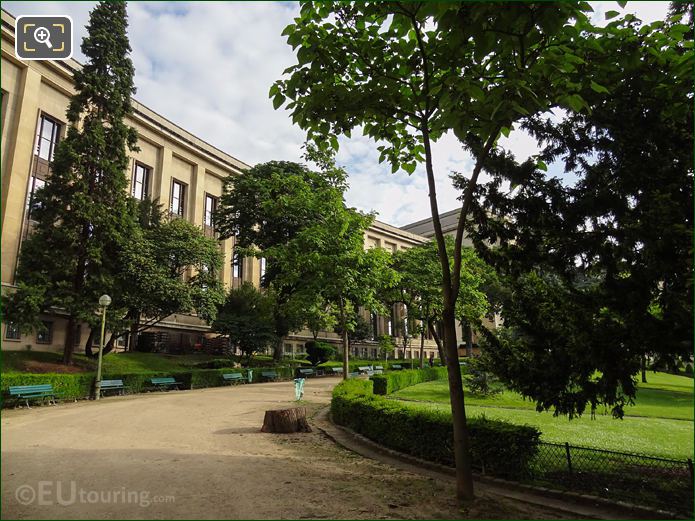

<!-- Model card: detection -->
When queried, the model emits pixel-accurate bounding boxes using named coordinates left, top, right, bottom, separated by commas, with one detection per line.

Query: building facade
left=0, top=9, right=441, bottom=361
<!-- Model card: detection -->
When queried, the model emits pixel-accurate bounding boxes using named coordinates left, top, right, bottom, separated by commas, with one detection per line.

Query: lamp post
left=94, top=294, right=111, bottom=400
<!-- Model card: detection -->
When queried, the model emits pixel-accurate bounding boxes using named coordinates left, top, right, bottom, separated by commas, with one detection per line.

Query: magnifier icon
left=34, top=26, right=53, bottom=49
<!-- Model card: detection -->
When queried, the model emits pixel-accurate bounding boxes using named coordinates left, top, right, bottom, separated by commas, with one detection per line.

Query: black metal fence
left=520, top=442, right=694, bottom=515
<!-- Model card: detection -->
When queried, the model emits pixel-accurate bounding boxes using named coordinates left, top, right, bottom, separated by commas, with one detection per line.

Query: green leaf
left=590, top=81, right=609, bottom=94
left=536, top=160, right=547, bottom=172
left=272, top=94, right=285, bottom=110
left=501, top=126, right=511, bottom=138
left=605, top=10, right=620, bottom=20
left=617, top=0, right=627, bottom=7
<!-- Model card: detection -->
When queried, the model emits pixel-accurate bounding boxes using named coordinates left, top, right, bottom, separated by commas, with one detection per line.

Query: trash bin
left=247, top=369, right=253, bottom=383
left=294, top=378, right=305, bottom=401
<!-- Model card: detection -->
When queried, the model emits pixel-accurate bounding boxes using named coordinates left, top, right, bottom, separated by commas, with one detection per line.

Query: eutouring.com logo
left=15, top=481, right=175, bottom=507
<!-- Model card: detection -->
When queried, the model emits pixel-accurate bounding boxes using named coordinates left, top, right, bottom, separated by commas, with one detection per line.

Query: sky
left=3, top=1, right=671, bottom=227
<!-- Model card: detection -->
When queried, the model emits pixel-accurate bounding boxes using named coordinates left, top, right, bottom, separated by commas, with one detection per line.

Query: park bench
left=261, top=371, right=278, bottom=381
left=8, top=384, right=57, bottom=408
left=374, top=366, right=384, bottom=371
left=329, top=367, right=343, bottom=375
left=391, top=364, right=403, bottom=370
left=99, top=379, right=126, bottom=397
left=222, top=373, right=245, bottom=385
left=298, top=368, right=315, bottom=378
left=348, top=371, right=360, bottom=378
left=357, top=366, right=373, bottom=375
left=150, top=377, right=183, bottom=391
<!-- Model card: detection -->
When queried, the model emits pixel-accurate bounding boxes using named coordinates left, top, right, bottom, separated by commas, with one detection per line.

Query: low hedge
left=1, top=365, right=298, bottom=406
left=1, top=372, right=94, bottom=402
left=331, top=378, right=540, bottom=479
left=370, top=366, right=449, bottom=395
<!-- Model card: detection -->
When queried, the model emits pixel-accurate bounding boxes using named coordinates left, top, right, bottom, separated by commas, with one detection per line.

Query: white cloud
left=2, top=1, right=671, bottom=227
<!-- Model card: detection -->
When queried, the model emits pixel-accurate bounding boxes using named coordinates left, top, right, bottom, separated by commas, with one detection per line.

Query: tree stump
left=260, top=407, right=312, bottom=433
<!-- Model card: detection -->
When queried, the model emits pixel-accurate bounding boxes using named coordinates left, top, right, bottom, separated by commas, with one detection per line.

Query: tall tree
left=112, top=201, right=224, bottom=355
left=465, top=11, right=693, bottom=418
left=216, top=160, right=348, bottom=361
left=273, top=2, right=598, bottom=499
left=212, top=282, right=276, bottom=365
left=4, top=2, right=138, bottom=364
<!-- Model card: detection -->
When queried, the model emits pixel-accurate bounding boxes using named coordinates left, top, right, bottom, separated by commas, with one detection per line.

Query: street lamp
left=94, top=294, right=111, bottom=400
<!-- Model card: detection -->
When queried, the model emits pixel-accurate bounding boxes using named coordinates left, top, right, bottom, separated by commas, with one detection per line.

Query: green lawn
left=2, top=351, right=234, bottom=374
left=390, top=372, right=694, bottom=459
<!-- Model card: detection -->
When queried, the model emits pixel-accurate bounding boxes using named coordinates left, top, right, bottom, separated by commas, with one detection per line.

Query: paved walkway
left=1, top=378, right=599, bottom=519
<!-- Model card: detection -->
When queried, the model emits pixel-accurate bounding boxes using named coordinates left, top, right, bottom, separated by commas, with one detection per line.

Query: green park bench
left=261, top=371, right=278, bottom=381
left=329, top=367, right=343, bottom=375
left=150, top=377, right=183, bottom=391
left=348, top=371, right=360, bottom=378
left=8, top=384, right=58, bottom=408
left=357, top=366, right=374, bottom=375
left=374, top=365, right=384, bottom=371
left=99, top=379, right=126, bottom=397
left=222, top=373, right=245, bottom=385
left=298, top=368, right=315, bottom=378
left=391, top=364, right=403, bottom=370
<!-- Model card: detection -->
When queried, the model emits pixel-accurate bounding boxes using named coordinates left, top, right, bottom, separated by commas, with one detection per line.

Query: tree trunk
left=63, top=315, right=77, bottom=364
left=641, top=355, right=647, bottom=383
left=273, top=336, right=283, bottom=362
left=261, top=407, right=311, bottom=433
left=443, top=304, right=475, bottom=500
left=429, top=319, right=446, bottom=365
left=85, top=328, right=96, bottom=358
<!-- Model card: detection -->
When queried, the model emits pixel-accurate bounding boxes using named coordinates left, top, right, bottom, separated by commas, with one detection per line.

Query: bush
left=331, top=378, right=540, bottom=478
left=1, top=364, right=299, bottom=406
left=1, top=372, right=94, bottom=402
left=305, top=340, right=336, bottom=366
left=371, top=367, right=449, bottom=395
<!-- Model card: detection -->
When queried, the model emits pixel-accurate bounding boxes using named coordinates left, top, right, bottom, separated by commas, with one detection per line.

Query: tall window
left=4, top=322, right=20, bottom=341
left=132, top=163, right=150, bottom=200
left=170, top=179, right=186, bottom=217
left=259, top=257, right=266, bottom=279
left=232, top=251, right=243, bottom=279
left=371, top=312, right=378, bottom=340
left=26, top=176, right=46, bottom=218
left=204, top=194, right=218, bottom=228
left=36, top=321, right=53, bottom=344
left=35, top=114, right=61, bottom=161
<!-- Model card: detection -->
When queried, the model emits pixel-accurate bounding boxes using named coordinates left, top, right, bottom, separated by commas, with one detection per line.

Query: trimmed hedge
left=1, top=365, right=298, bottom=406
left=1, top=372, right=94, bottom=402
left=331, top=378, right=540, bottom=478
left=370, top=366, right=449, bottom=395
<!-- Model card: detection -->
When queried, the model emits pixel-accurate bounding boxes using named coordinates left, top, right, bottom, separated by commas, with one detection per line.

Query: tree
left=274, top=2, right=607, bottom=499
left=212, top=283, right=276, bottom=364
left=216, top=160, right=348, bottom=361
left=305, top=340, right=335, bottom=366
left=377, top=334, right=395, bottom=364
left=111, top=201, right=224, bottom=355
left=466, top=11, right=693, bottom=418
left=4, top=2, right=139, bottom=364
left=305, top=297, right=337, bottom=341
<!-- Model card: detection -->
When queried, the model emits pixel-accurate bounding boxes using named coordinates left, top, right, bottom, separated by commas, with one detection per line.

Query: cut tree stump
left=260, top=407, right=312, bottom=433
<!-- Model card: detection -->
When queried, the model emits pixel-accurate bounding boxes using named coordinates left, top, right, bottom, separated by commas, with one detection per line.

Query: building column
left=1, top=66, right=41, bottom=284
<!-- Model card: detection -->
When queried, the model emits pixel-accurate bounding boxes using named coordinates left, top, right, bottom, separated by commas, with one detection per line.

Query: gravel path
left=2, top=377, right=578, bottom=519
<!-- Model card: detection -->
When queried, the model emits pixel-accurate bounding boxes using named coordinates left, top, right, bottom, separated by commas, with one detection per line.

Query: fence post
left=565, top=442, right=573, bottom=475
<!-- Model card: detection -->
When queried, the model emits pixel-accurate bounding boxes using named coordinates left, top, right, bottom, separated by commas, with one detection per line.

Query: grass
left=1, top=351, right=268, bottom=374
left=390, top=372, right=694, bottom=460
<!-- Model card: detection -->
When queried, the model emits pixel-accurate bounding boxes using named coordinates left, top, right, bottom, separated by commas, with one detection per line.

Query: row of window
left=26, top=114, right=222, bottom=229
left=5, top=321, right=52, bottom=343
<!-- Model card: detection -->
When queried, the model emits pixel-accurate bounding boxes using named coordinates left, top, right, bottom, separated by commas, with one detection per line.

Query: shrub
left=331, top=379, right=540, bottom=478
left=1, top=372, right=94, bottom=402
left=371, top=366, right=449, bottom=395
left=305, top=341, right=336, bottom=366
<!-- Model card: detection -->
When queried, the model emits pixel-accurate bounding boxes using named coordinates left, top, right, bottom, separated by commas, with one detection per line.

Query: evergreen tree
left=4, top=2, right=138, bottom=364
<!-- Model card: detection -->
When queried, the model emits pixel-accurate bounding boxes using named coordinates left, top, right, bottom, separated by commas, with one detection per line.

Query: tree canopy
left=464, top=11, right=693, bottom=418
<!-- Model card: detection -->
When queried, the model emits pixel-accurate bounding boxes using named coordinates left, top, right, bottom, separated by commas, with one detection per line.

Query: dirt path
left=2, top=377, right=577, bottom=519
